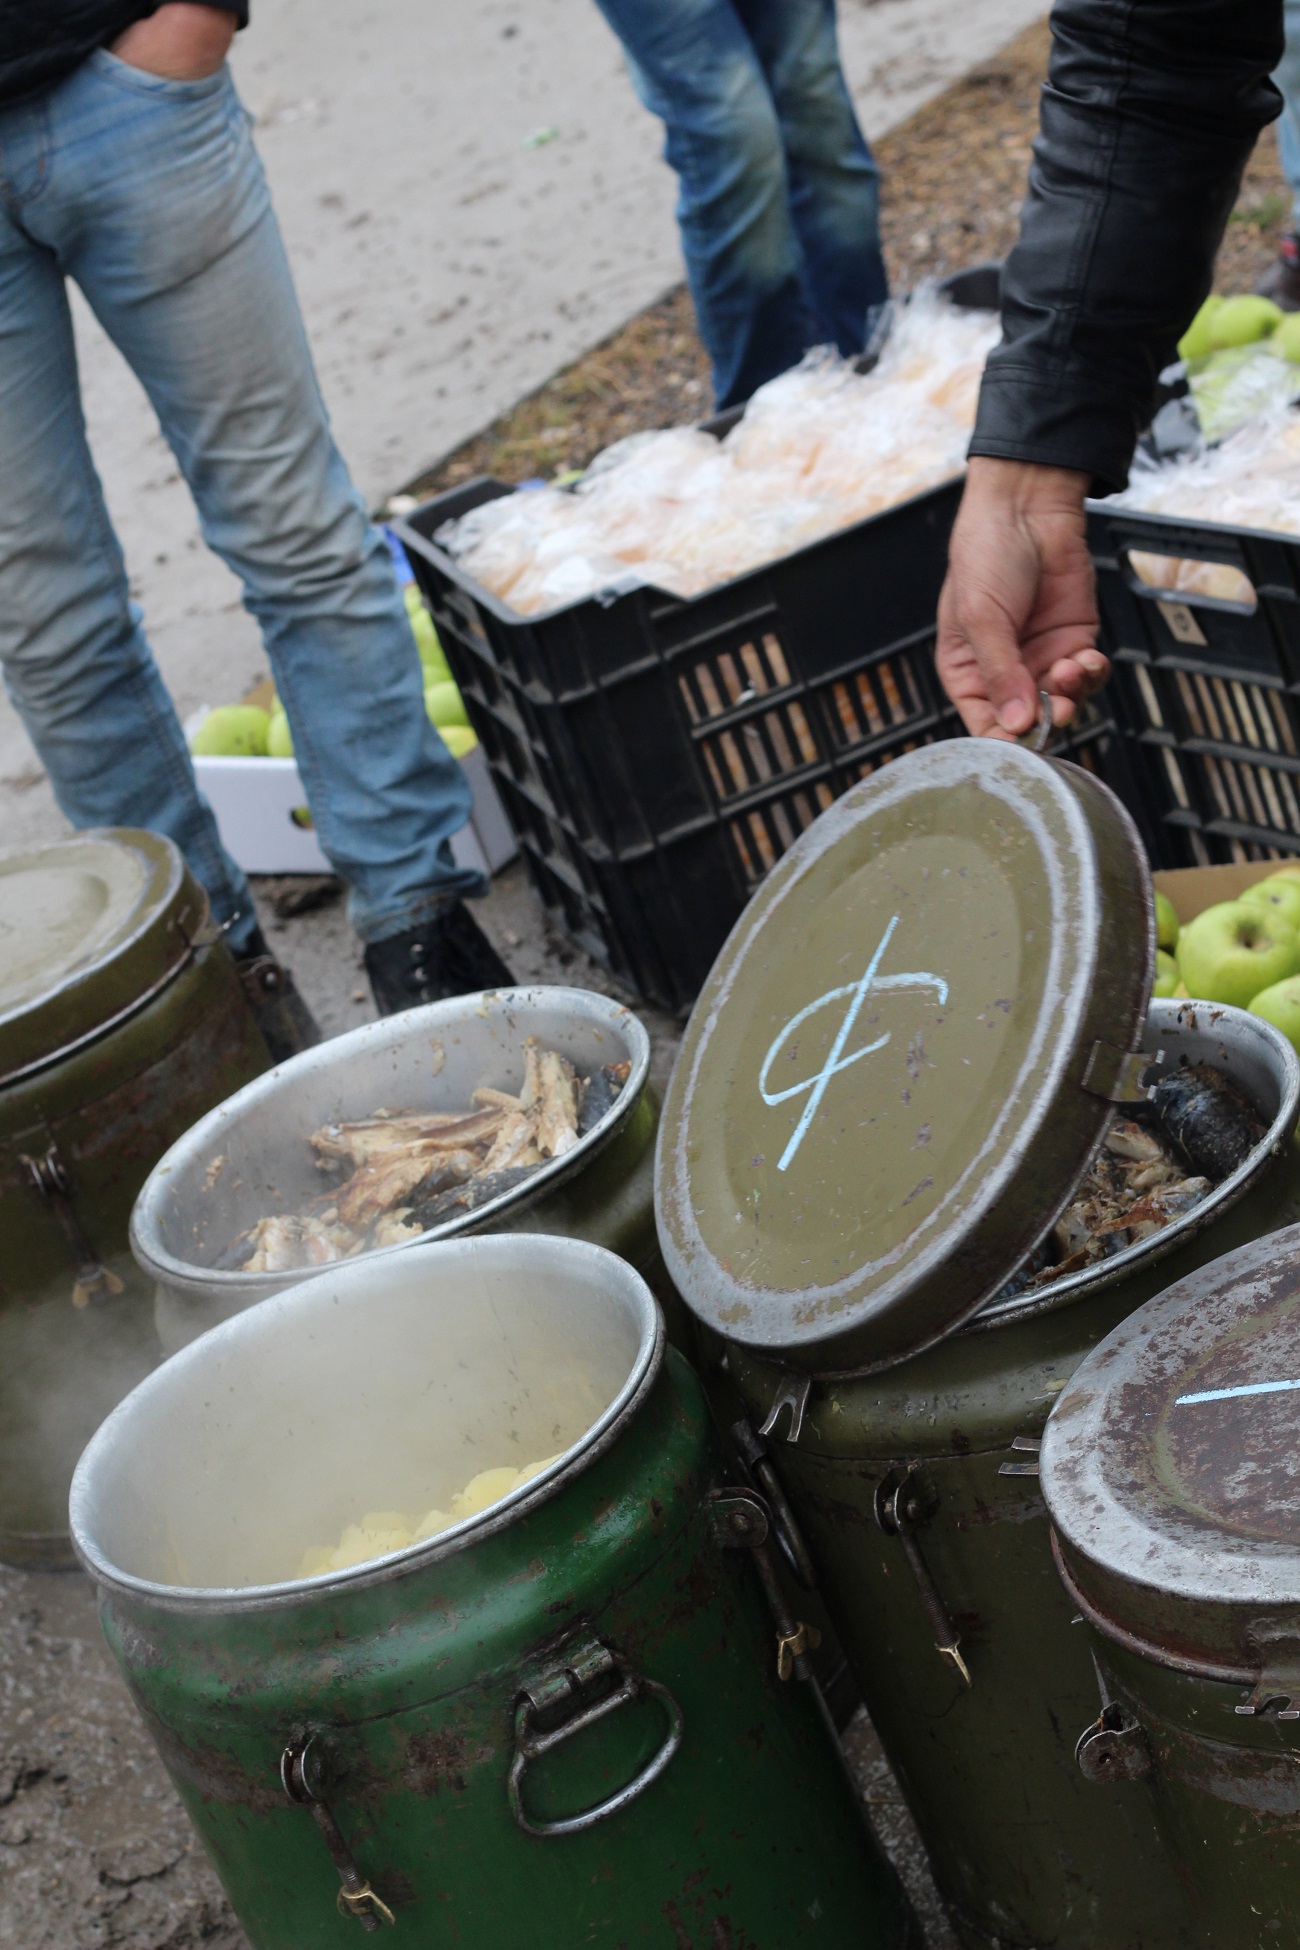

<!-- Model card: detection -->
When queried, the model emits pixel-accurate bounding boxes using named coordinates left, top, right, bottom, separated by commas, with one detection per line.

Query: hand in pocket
left=109, top=3, right=238, bottom=81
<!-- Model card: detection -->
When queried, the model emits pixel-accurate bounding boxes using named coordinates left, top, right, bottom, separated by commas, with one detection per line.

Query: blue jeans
left=1277, top=1, right=1300, bottom=231
left=0, top=52, right=479, bottom=957
left=594, top=0, right=887, bottom=409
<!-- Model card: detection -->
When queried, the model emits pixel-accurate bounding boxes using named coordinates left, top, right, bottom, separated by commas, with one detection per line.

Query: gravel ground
left=4, top=18, right=1292, bottom=1948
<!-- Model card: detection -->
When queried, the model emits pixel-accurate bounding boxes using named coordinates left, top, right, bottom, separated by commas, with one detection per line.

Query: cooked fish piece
left=334, top=1148, right=478, bottom=1228
left=407, top=1164, right=540, bottom=1230
left=310, top=1107, right=505, bottom=1170
left=242, top=1214, right=358, bottom=1273
left=473, top=1086, right=524, bottom=1112
left=481, top=1109, right=543, bottom=1174
left=1142, top=1064, right=1263, bottom=1180
left=370, top=1210, right=424, bottom=1249
left=535, top=1049, right=579, bottom=1158
left=520, top=1037, right=545, bottom=1110
left=1104, top=1121, right=1166, bottom=1165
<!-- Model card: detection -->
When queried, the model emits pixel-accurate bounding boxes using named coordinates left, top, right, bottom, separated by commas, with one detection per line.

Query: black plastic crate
left=1090, top=503, right=1300, bottom=869
left=399, top=479, right=1127, bottom=1011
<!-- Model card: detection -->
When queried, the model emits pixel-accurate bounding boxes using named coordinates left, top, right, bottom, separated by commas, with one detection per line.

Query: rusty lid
left=0, top=830, right=209, bottom=1087
left=1042, top=1223, right=1300, bottom=1694
left=654, top=741, right=1153, bottom=1375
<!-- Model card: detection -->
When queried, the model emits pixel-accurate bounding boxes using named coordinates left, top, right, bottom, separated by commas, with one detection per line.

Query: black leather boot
left=364, top=902, right=515, bottom=1016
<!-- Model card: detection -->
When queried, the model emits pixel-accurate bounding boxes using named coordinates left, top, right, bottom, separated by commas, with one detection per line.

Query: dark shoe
left=364, top=903, right=515, bottom=1016
left=1256, top=235, right=1300, bottom=310
left=236, top=934, right=322, bottom=1064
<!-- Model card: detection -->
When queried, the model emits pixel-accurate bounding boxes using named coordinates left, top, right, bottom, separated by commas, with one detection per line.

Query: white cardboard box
left=192, top=745, right=517, bottom=879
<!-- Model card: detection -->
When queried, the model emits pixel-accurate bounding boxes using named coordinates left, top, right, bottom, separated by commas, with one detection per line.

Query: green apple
left=1154, top=890, right=1180, bottom=952
left=1250, top=974, right=1300, bottom=1054
left=424, top=680, right=469, bottom=730
left=1261, top=861, right=1300, bottom=885
left=190, top=704, right=270, bottom=758
left=1176, top=899, right=1300, bottom=1008
left=404, top=585, right=450, bottom=675
left=267, top=709, right=294, bottom=758
left=1178, top=295, right=1224, bottom=364
left=1153, top=949, right=1178, bottom=998
left=1275, top=313, right=1300, bottom=365
left=1241, top=876, right=1300, bottom=930
left=1206, top=294, right=1283, bottom=350
left=437, top=723, right=479, bottom=760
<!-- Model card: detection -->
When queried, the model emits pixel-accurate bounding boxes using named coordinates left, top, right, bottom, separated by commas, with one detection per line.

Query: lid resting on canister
left=655, top=740, right=1153, bottom=1375
left=1042, top=1222, right=1300, bottom=1695
left=0, top=829, right=208, bottom=1087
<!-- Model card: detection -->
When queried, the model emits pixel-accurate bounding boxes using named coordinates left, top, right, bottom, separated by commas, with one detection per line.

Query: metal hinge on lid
left=757, top=1371, right=812, bottom=1445
left=1082, top=1042, right=1164, bottom=1104
left=998, top=1435, right=1042, bottom=1479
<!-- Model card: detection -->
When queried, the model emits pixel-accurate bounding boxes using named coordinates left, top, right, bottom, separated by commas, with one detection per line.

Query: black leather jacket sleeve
left=969, top=0, right=1284, bottom=493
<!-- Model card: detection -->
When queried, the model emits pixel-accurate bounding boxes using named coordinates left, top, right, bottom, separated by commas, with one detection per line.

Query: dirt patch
left=405, top=17, right=1290, bottom=503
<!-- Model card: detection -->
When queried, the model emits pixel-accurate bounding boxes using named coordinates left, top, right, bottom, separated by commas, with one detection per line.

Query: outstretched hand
left=936, top=458, right=1110, bottom=739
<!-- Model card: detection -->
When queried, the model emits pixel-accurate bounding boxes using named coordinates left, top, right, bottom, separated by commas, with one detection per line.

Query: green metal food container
left=0, top=829, right=268, bottom=1570
left=70, top=1233, right=919, bottom=1948
left=1043, top=1222, right=1300, bottom=1950
left=130, top=986, right=695, bottom=1356
left=655, top=740, right=1300, bottom=1949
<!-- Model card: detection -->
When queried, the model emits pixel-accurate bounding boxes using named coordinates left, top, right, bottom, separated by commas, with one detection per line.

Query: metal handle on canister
left=508, top=1638, right=684, bottom=1838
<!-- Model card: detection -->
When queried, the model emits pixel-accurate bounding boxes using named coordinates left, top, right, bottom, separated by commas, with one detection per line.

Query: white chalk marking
left=758, top=915, right=949, bottom=1174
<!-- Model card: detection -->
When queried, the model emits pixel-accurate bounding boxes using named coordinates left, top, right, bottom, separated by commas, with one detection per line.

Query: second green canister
left=657, top=739, right=1300, bottom=1948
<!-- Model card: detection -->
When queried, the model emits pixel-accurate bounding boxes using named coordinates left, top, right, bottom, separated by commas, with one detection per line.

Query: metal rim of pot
left=966, top=997, right=1300, bottom=1335
left=129, top=985, right=652, bottom=1300
left=0, top=829, right=216, bottom=1089
left=70, top=1232, right=665, bottom=1616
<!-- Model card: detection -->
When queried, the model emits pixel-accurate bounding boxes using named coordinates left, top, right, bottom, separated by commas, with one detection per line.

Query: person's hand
left=936, top=457, right=1110, bottom=740
left=110, top=4, right=237, bottom=80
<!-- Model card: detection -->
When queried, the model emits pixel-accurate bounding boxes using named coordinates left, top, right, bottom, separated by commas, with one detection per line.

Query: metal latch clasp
left=281, top=1736, right=394, bottom=1932
left=1075, top=1702, right=1152, bottom=1782
left=20, top=1142, right=125, bottom=1310
left=876, top=1467, right=972, bottom=1689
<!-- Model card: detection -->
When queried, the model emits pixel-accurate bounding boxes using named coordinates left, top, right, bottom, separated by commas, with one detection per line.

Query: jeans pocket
left=87, top=48, right=231, bottom=101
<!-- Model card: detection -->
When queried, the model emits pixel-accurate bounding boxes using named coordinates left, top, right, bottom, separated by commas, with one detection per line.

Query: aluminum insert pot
left=132, top=985, right=689, bottom=1354
left=0, top=829, right=268, bottom=1568
left=720, top=998, right=1300, bottom=1949
left=71, top=1233, right=919, bottom=1949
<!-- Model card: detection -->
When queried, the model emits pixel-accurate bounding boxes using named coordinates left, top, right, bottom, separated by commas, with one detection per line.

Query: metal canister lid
left=1042, top=1223, right=1300, bottom=1694
left=655, top=741, right=1153, bottom=1375
left=0, top=830, right=208, bottom=1086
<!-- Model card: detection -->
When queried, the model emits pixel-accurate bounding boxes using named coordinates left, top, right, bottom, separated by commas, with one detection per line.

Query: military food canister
left=1043, top=1222, right=1300, bottom=1950
left=131, top=986, right=691, bottom=1354
left=0, top=829, right=268, bottom=1569
left=655, top=739, right=1300, bottom=1949
left=70, top=1234, right=919, bottom=1949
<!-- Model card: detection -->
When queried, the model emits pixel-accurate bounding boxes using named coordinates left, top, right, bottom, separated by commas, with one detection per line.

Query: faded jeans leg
left=0, top=195, right=256, bottom=945
left=1276, top=0, right=1300, bottom=231
left=595, top=0, right=817, bottom=407
left=739, top=0, right=886, bottom=352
